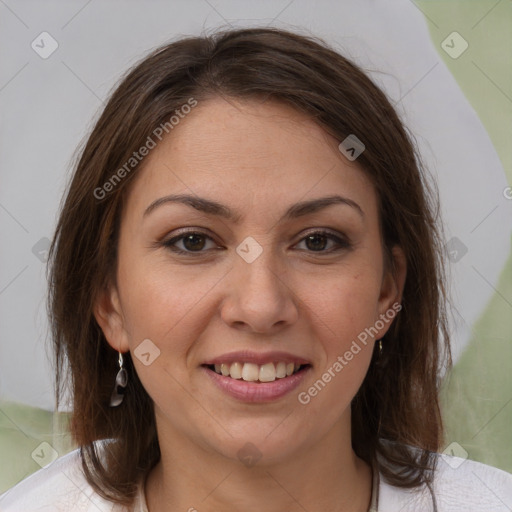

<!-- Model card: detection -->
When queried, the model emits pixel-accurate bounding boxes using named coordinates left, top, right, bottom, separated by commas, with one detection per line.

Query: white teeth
left=275, top=362, right=287, bottom=378
left=211, top=361, right=305, bottom=381
left=241, top=363, right=259, bottom=381
left=259, top=363, right=276, bottom=382
left=230, top=362, right=243, bottom=379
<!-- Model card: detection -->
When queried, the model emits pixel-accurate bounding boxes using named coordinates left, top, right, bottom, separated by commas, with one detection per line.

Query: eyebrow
left=143, top=193, right=364, bottom=223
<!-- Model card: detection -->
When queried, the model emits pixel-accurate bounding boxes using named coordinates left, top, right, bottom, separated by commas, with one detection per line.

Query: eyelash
left=161, top=229, right=351, bottom=256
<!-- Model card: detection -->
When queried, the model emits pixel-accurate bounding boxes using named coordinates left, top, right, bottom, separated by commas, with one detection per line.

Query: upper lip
left=203, top=350, right=311, bottom=366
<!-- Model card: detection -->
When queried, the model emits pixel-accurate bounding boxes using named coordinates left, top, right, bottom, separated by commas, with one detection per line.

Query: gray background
left=1, top=0, right=511, bottom=419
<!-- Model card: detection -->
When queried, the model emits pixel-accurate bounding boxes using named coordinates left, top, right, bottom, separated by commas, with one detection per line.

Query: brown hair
left=47, top=26, right=451, bottom=507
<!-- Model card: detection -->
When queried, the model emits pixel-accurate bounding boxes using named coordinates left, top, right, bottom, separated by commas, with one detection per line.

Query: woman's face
left=96, top=97, right=405, bottom=464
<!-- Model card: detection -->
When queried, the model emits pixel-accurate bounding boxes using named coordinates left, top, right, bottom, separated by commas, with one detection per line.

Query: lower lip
left=202, top=366, right=311, bottom=403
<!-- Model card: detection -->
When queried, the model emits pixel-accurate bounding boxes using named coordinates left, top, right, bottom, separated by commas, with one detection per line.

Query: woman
left=1, top=27, right=511, bottom=512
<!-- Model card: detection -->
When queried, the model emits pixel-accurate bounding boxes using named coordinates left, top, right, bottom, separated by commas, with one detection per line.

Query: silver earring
left=378, top=339, right=383, bottom=356
left=109, top=351, right=128, bottom=407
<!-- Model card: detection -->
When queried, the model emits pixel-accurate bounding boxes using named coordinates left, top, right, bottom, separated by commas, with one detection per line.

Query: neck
left=144, top=415, right=373, bottom=512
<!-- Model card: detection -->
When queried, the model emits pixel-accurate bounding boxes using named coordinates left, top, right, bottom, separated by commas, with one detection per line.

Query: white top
left=1, top=445, right=511, bottom=511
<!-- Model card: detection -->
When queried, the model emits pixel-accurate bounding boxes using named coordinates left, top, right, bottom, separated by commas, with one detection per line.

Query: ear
left=375, top=245, right=407, bottom=335
left=93, top=283, right=130, bottom=353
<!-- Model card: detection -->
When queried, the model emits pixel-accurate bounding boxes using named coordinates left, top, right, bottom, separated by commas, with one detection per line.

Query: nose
left=220, top=249, right=299, bottom=334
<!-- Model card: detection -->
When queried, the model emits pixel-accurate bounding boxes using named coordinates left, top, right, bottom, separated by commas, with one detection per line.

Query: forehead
left=123, top=97, right=378, bottom=223
left=153, top=97, right=344, bottom=174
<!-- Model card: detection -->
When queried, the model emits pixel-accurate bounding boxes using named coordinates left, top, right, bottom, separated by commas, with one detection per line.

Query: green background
left=416, top=0, right=512, bottom=475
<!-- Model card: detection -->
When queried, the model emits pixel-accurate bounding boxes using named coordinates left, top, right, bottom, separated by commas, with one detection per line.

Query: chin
left=204, top=423, right=312, bottom=467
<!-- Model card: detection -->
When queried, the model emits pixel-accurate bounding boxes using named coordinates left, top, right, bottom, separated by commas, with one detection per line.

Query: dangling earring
left=109, top=351, right=128, bottom=407
left=374, top=339, right=385, bottom=368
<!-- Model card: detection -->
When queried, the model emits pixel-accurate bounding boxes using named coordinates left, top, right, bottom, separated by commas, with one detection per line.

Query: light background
left=0, top=0, right=511, bottom=494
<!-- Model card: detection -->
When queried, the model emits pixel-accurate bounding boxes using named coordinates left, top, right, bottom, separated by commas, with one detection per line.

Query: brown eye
left=163, top=231, right=218, bottom=254
left=296, top=230, right=350, bottom=253
left=182, top=233, right=207, bottom=251
left=305, top=233, right=329, bottom=251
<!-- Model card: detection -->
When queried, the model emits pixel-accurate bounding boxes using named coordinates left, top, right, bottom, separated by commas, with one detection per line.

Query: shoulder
left=0, top=442, right=125, bottom=512
left=379, top=453, right=512, bottom=511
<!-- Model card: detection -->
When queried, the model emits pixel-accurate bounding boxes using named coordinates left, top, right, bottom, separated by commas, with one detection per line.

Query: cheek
left=116, top=265, right=211, bottom=413
left=116, top=256, right=228, bottom=397
left=302, top=267, right=383, bottom=346
left=296, top=316, right=375, bottom=425
left=293, top=269, right=381, bottom=408
left=117, top=252, right=223, bottom=344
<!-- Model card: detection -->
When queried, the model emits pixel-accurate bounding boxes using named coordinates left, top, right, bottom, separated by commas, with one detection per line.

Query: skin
left=95, top=97, right=407, bottom=512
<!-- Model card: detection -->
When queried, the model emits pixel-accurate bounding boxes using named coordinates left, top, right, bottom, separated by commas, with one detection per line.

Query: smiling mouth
left=203, top=362, right=310, bottom=383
